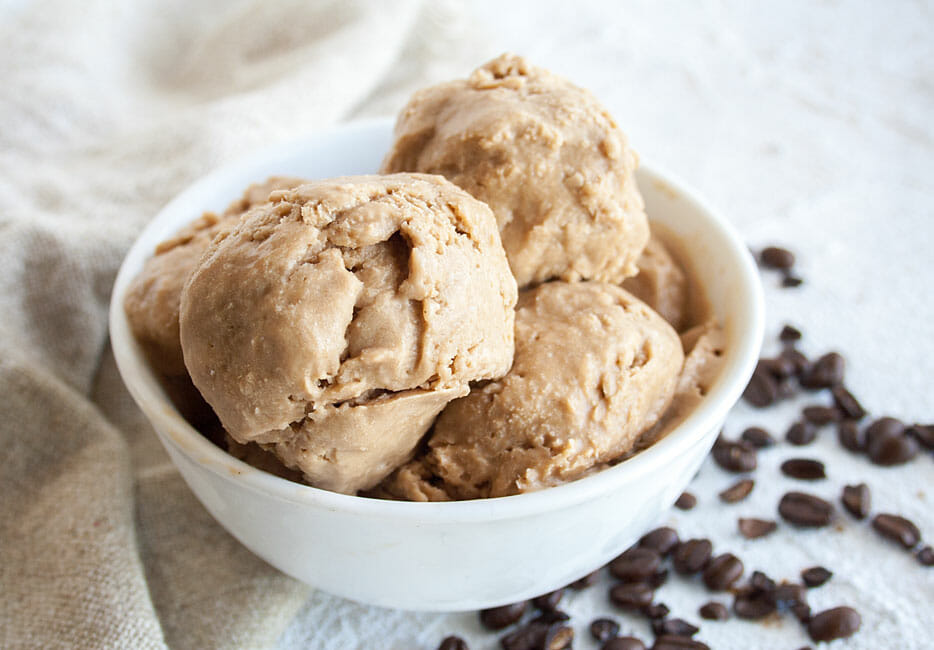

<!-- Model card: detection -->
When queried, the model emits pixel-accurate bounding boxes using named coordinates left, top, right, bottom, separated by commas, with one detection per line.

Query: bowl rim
left=109, top=118, right=764, bottom=523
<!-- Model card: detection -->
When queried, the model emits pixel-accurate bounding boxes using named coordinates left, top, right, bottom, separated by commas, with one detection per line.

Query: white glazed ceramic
left=109, top=119, right=764, bottom=611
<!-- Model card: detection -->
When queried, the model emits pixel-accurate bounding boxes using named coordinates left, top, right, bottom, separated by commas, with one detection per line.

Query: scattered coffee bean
left=779, top=324, right=802, bottom=343
left=801, top=566, right=833, bottom=588
left=610, top=582, right=655, bottom=610
left=800, top=352, right=845, bottom=389
left=639, top=527, right=680, bottom=556
left=530, top=610, right=570, bottom=625
left=532, top=588, right=564, bottom=612
left=603, top=637, right=647, bottom=650
left=780, top=347, right=810, bottom=377
left=807, top=606, right=861, bottom=642
left=672, top=539, right=713, bottom=575
left=651, top=634, right=710, bottom=649
left=703, top=553, right=744, bottom=591
left=642, top=602, right=670, bottom=620
left=780, top=458, right=826, bottom=480
left=712, top=439, right=757, bottom=472
left=791, top=602, right=812, bottom=623
left=781, top=274, right=804, bottom=288
left=802, top=405, right=841, bottom=426
left=786, top=421, right=817, bottom=446
left=830, top=385, right=866, bottom=420
left=501, top=618, right=572, bottom=650
left=758, top=356, right=796, bottom=379
left=732, top=589, right=776, bottom=620
left=438, top=635, right=468, bottom=650
left=741, top=426, right=775, bottom=448
left=743, top=366, right=779, bottom=407
left=479, top=601, right=527, bottom=630
left=568, top=569, right=600, bottom=589
left=760, top=246, right=795, bottom=269
left=651, top=619, right=698, bottom=638
left=867, top=430, right=920, bottom=466
left=872, top=513, right=921, bottom=549
left=543, top=624, right=573, bottom=650
left=841, top=483, right=871, bottom=519
left=916, top=546, right=934, bottom=567
left=719, top=478, right=755, bottom=503
left=675, top=492, right=697, bottom=510
left=772, top=583, right=807, bottom=610
left=796, top=647, right=813, bottom=650
left=778, top=491, right=835, bottom=527
left=590, top=618, right=621, bottom=642
left=836, top=420, right=865, bottom=452
left=907, top=423, right=934, bottom=450
left=749, top=570, right=776, bottom=593
left=738, top=517, right=777, bottom=539
left=610, top=547, right=662, bottom=582
left=698, top=601, right=729, bottom=620
left=866, top=416, right=905, bottom=442
left=648, top=569, right=669, bottom=588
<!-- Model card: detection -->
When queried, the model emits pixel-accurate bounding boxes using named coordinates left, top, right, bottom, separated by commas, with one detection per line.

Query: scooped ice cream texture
left=178, top=173, right=518, bottom=493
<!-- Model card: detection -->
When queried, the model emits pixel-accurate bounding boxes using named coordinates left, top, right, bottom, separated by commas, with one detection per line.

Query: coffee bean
left=738, top=517, right=777, bottom=539
left=703, top=553, right=744, bottom=591
left=802, top=405, right=841, bottom=426
left=568, top=569, right=600, bottom=589
left=866, top=416, right=905, bottom=442
left=610, top=547, right=662, bottom=582
left=698, top=601, right=729, bottom=620
left=651, top=619, right=698, bottom=638
left=642, top=602, right=670, bottom=620
left=772, top=583, right=807, bottom=609
left=760, top=246, right=795, bottom=269
left=532, top=588, right=564, bottom=612
left=733, top=590, right=776, bottom=619
left=867, top=431, right=920, bottom=466
left=801, top=566, right=833, bottom=587
left=837, top=420, right=865, bottom=452
left=590, top=618, right=621, bottom=642
left=603, top=638, right=647, bottom=650
left=675, top=492, right=697, bottom=510
left=796, top=647, right=814, bottom=650
left=800, top=352, right=845, bottom=389
left=438, top=636, right=468, bottom=650
left=639, top=527, right=680, bottom=556
left=780, top=347, right=810, bottom=377
left=479, top=601, right=527, bottom=630
left=530, top=611, right=570, bottom=625
left=830, top=385, right=866, bottom=420
left=672, top=539, right=713, bottom=575
left=543, top=624, right=573, bottom=650
left=651, top=635, right=710, bottom=649
left=743, top=366, right=779, bottom=407
left=786, top=421, right=817, bottom=446
left=758, top=356, right=796, bottom=380
left=719, top=478, right=754, bottom=503
left=917, top=546, right=934, bottom=566
left=748, top=570, right=776, bottom=593
left=781, top=274, right=804, bottom=288
left=501, top=619, right=572, bottom=650
left=712, top=440, right=757, bottom=472
left=648, top=569, right=669, bottom=588
left=778, top=491, right=835, bottom=527
left=807, top=606, right=861, bottom=642
left=779, top=324, right=802, bottom=343
left=741, top=426, right=775, bottom=448
left=907, top=423, right=934, bottom=450
left=780, top=458, right=826, bottom=480
left=841, top=483, right=871, bottom=519
left=792, top=602, right=812, bottom=623
left=872, top=513, right=921, bottom=549
left=610, top=583, right=654, bottom=610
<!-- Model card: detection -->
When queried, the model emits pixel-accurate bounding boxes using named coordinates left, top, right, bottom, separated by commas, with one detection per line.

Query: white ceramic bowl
left=109, top=119, right=763, bottom=611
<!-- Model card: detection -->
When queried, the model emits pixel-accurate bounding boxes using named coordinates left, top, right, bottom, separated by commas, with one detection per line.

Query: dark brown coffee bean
left=772, top=583, right=807, bottom=609
left=603, top=638, right=647, bottom=650
left=801, top=566, right=833, bottom=587
left=501, top=619, right=565, bottom=650
left=807, top=606, right=861, bottom=642
left=836, top=420, right=865, bottom=452
left=786, top=421, right=817, bottom=446
left=800, top=352, right=845, bottom=389
left=866, top=416, right=905, bottom=442
left=867, top=431, right=920, bottom=466
left=648, top=569, right=669, bottom=588
left=610, top=547, right=662, bottom=582
left=733, top=590, right=776, bottom=619
left=718, top=478, right=754, bottom=503
left=698, top=601, right=729, bottom=620
left=749, top=570, right=776, bottom=593
left=779, top=491, right=835, bottom=527
left=780, top=458, right=826, bottom=480
left=841, top=483, right=871, bottom=519
left=758, top=356, right=796, bottom=379
left=907, top=424, right=934, bottom=449
left=675, top=492, right=697, bottom=510
left=531, top=611, right=570, bottom=626
left=780, top=347, right=810, bottom=377
left=532, top=588, right=563, bottom=612
left=639, top=527, right=680, bottom=556
left=610, top=582, right=654, bottom=610
left=830, top=385, right=866, bottom=420
left=480, top=601, right=527, bottom=630
left=781, top=274, right=804, bottom=288
left=802, top=405, right=841, bottom=426
left=703, top=553, right=743, bottom=591
left=738, top=517, right=777, bottom=539
left=590, top=618, right=621, bottom=642
left=760, top=246, right=795, bottom=269
left=916, top=546, right=934, bottom=566
left=740, top=426, right=775, bottom=448
left=438, top=636, right=468, bottom=650
left=568, top=569, right=600, bottom=589
left=792, top=602, right=812, bottom=623
left=639, top=602, right=669, bottom=620
left=779, top=324, right=802, bottom=343
left=743, top=366, right=779, bottom=407
left=672, top=539, right=713, bottom=575
left=651, top=619, right=698, bottom=638
left=543, top=624, right=573, bottom=650
left=872, top=513, right=921, bottom=549
left=712, top=440, right=757, bottom=472
left=651, top=635, right=710, bottom=649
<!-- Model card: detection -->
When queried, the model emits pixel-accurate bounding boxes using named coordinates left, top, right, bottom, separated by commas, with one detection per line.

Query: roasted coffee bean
left=675, top=492, right=697, bottom=510
left=479, top=601, right=527, bottom=630
left=651, top=619, right=698, bottom=638
left=568, top=569, right=600, bottom=589
left=916, top=546, right=934, bottom=566
left=780, top=458, right=826, bottom=480
left=782, top=274, right=804, bottom=288
left=802, top=405, right=841, bottom=426
left=772, top=583, right=807, bottom=609
left=698, top=601, right=729, bottom=620
left=642, top=602, right=670, bottom=619
left=648, top=569, right=669, bottom=588
left=610, top=582, right=654, bottom=610
left=610, top=548, right=662, bottom=582
left=776, top=377, right=798, bottom=399
left=866, top=416, right=905, bottom=442
left=872, top=513, right=921, bottom=549
left=780, top=347, right=810, bottom=376
left=530, top=611, right=570, bottom=625
left=800, top=352, right=845, bottom=389
left=907, top=423, right=934, bottom=450
left=841, top=483, right=870, bottom=519
left=743, top=366, right=779, bottom=407
left=837, top=420, right=865, bottom=452
left=741, top=426, right=775, bottom=448
left=738, top=517, right=777, bottom=539
left=639, top=527, right=680, bottom=556
left=733, top=590, right=776, bottom=619
left=760, top=246, right=795, bottom=269
left=792, top=602, right=812, bottom=623
left=712, top=440, right=757, bottom=472
left=590, top=618, right=621, bottom=642
left=703, top=553, right=743, bottom=591
left=543, top=625, right=573, bottom=650
left=778, top=491, right=835, bottom=527
left=501, top=619, right=572, bottom=650
left=719, top=478, right=754, bottom=503
left=867, top=431, right=920, bottom=466
left=779, top=324, right=802, bottom=343
left=651, top=635, right=710, bottom=650
left=801, top=566, right=833, bottom=587
left=758, top=356, right=796, bottom=379
left=786, top=421, right=817, bottom=446
left=830, top=385, right=866, bottom=419
left=603, top=638, right=647, bottom=650
left=749, top=570, right=776, bottom=592
left=438, top=636, right=468, bottom=650
left=532, top=589, right=564, bottom=612
left=807, top=606, right=861, bottom=642
left=672, top=539, right=713, bottom=575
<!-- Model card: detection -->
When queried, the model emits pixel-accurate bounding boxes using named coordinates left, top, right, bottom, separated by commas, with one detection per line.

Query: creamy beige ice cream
left=178, top=174, right=518, bottom=493
left=376, top=281, right=684, bottom=501
left=381, top=53, right=649, bottom=288
left=623, top=233, right=690, bottom=332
